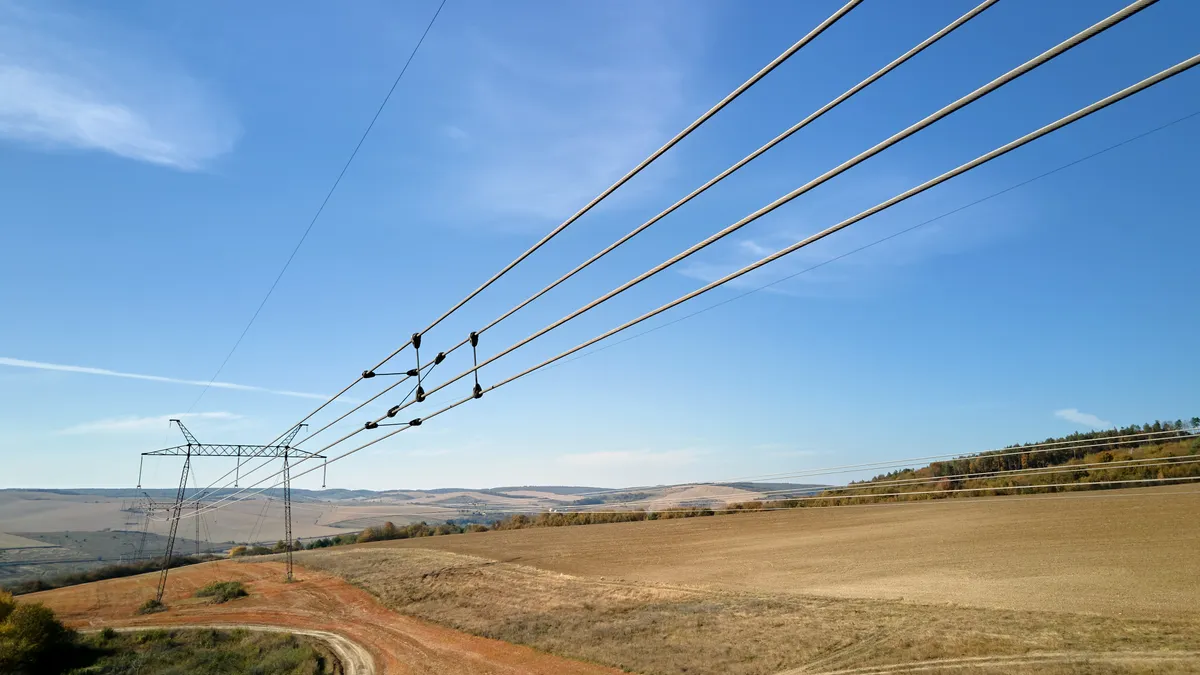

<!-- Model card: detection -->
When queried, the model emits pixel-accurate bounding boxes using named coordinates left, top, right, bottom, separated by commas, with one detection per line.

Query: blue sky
left=1, top=0, right=1197, bottom=491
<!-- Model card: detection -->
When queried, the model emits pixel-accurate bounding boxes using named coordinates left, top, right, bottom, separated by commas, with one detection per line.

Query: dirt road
left=30, top=560, right=620, bottom=675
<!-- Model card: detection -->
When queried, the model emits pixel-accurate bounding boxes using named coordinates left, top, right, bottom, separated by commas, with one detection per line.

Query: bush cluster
left=0, top=591, right=77, bottom=673
left=194, top=581, right=248, bottom=604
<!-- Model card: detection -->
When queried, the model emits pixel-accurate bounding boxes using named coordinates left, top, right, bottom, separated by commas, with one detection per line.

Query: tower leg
left=284, top=451, right=293, bottom=582
left=155, top=451, right=190, bottom=603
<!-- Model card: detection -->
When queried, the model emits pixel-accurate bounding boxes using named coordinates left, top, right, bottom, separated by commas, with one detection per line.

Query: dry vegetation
left=296, top=485, right=1200, bottom=675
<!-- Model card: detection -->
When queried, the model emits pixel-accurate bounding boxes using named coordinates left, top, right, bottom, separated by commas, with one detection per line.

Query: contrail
left=0, top=356, right=331, bottom=401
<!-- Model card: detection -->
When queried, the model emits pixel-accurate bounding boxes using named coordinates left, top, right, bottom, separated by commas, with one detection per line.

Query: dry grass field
left=0, top=531, right=55, bottom=549
left=295, top=484, right=1200, bottom=674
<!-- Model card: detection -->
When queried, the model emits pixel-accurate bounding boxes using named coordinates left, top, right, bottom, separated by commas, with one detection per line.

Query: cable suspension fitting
left=470, top=332, right=483, bottom=399
left=412, top=332, right=426, bottom=402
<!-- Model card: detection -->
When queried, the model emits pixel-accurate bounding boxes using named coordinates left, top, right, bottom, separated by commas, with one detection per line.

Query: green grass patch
left=194, top=580, right=248, bottom=604
left=72, top=628, right=332, bottom=674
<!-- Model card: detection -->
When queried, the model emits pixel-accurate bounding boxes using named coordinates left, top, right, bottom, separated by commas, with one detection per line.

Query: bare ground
left=293, top=485, right=1200, bottom=675
left=27, top=560, right=621, bottom=675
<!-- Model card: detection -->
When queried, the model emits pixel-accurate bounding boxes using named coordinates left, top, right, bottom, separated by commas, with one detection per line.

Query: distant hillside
left=733, top=418, right=1200, bottom=509
left=491, top=486, right=609, bottom=495
left=714, top=482, right=825, bottom=495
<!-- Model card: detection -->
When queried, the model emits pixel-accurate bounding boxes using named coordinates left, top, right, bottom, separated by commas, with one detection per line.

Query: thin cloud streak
left=0, top=356, right=331, bottom=401
left=59, top=411, right=243, bottom=435
left=0, top=1, right=238, bottom=169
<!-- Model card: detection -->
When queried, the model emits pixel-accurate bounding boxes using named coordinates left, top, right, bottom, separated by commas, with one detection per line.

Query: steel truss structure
left=140, top=420, right=322, bottom=602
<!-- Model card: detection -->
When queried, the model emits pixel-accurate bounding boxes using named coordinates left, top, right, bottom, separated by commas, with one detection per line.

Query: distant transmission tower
left=139, top=420, right=320, bottom=603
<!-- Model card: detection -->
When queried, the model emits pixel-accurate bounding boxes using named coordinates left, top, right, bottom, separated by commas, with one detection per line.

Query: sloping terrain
left=293, top=484, right=1200, bottom=674
left=358, top=483, right=1200, bottom=617
left=0, top=531, right=55, bottom=549
left=29, top=560, right=620, bottom=675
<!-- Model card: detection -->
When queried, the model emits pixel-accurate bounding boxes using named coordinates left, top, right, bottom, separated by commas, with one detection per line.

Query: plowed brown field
left=27, top=560, right=619, bottom=675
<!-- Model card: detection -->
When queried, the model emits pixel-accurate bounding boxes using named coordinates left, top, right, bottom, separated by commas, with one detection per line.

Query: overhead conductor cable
left=179, top=47, right=1198, bottom=521
left=176, top=0, right=865, bottom=505
left=384, top=0, right=999, bottom=383
left=373, top=0, right=1163, bottom=421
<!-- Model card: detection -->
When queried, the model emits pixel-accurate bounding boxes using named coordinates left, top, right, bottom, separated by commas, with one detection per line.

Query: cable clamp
left=411, top=332, right=422, bottom=349
left=362, top=370, right=376, bottom=379
left=406, top=368, right=420, bottom=377
left=364, top=421, right=379, bottom=430
left=472, top=383, right=483, bottom=399
left=469, top=331, right=479, bottom=347
left=408, top=418, right=422, bottom=427
left=387, top=405, right=400, bottom=418
left=415, top=386, right=426, bottom=403
left=434, top=351, right=445, bottom=365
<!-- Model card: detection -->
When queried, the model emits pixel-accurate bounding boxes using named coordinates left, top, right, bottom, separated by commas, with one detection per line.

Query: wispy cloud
left=59, top=411, right=242, bottom=435
left=558, top=449, right=697, bottom=468
left=423, top=4, right=700, bottom=229
left=1055, top=408, right=1113, bottom=429
left=0, top=2, right=238, bottom=169
left=677, top=191, right=1022, bottom=299
left=0, top=356, right=330, bottom=401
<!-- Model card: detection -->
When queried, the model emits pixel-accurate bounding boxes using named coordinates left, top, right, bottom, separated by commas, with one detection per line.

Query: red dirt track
left=28, top=560, right=619, bottom=675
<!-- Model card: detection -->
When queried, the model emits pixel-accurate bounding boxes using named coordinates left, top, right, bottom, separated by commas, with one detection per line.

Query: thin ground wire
left=186, top=0, right=448, bottom=412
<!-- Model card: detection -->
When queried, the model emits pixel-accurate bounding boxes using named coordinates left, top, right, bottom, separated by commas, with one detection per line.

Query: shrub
left=0, top=598, right=76, bottom=673
left=194, top=581, right=248, bottom=604
left=0, top=591, right=14, bottom=622
left=136, top=599, right=166, bottom=615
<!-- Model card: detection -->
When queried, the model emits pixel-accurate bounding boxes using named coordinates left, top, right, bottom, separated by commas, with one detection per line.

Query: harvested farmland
left=296, top=484, right=1200, bottom=675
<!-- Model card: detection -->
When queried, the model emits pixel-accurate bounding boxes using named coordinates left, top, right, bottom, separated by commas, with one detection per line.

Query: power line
left=186, top=0, right=448, bottom=412
left=411, top=0, right=866, bottom=342
left=170, top=49, right=1196, bottom=522
left=175, top=2, right=866, bottom=504
left=412, top=0, right=1000, bottom=376
left=472, top=0, right=999, bottom=339
left=478, top=50, right=1199, bottom=397
left=216, top=61, right=1200, bottom=516
left=362, top=0, right=1165, bottom=429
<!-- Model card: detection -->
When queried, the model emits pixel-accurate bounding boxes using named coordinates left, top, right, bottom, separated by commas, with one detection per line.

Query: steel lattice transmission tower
left=140, top=420, right=322, bottom=602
